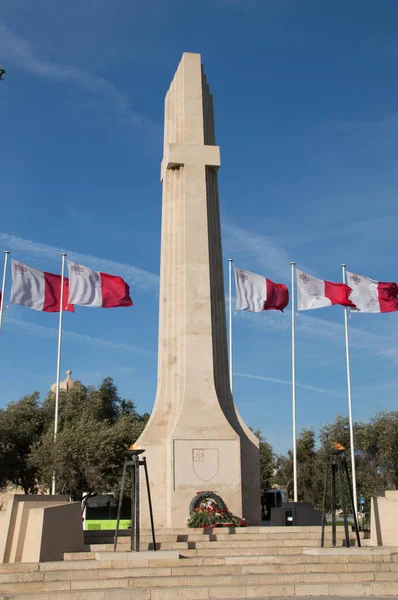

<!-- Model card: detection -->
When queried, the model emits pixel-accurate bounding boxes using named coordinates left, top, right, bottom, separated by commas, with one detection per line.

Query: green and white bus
left=82, top=493, right=131, bottom=531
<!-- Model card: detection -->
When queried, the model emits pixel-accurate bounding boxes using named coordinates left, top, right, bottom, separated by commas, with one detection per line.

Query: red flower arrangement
left=187, top=491, right=248, bottom=528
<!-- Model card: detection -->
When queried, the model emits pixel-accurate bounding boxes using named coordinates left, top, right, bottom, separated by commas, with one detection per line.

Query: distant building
left=50, top=370, right=76, bottom=393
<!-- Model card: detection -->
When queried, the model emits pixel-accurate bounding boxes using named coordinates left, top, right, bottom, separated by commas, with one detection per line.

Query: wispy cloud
left=235, top=371, right=369, bottom=401
left=118, top=366, right=137, bottom=374
left=223, top=221, right=293, bottom=281
left=4, top=225, right=396, bottom=369
left=237, top=306, right=398, bottom=363
left=0, top=23, right=159, bottom=135
left=5, top=316, right=156, bottom=358
left=287, top=214, right=398, bottom=249
left=384, top=41, right=398, bottom=59
left=222, top=220, right=316, bottom=282
left=224, top=221, right=398, bottom=365
left=0, top=232, right=159, bottom=292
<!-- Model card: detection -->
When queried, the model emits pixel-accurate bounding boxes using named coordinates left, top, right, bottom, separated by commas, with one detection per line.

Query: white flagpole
left=51, top=253, right=67, bottom=495
left=341, top=263, right=358, bottom=518
left=228, top=258, right=233, bottom=395
left=0, top=251, right=10, bottom=336
left=291, top=262, right=298, bottom=503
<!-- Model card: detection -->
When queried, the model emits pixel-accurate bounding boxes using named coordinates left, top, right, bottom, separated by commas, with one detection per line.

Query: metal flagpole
left=0, top=251, right=10, bottom=336
left=228, top=258, right=233, bottom=395
left=341, top=263, right=358, bottom=519
left=51, top=253, right=67, bottom=495
left=291, top=262, right=298, bottom=503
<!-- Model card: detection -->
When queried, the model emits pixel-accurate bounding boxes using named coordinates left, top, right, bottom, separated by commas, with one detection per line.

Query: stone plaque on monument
left=135, top=53, right=260, bottom=527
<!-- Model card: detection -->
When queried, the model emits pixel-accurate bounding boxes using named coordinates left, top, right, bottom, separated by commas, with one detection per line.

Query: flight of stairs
left=1, top=526, right=397, bottom=599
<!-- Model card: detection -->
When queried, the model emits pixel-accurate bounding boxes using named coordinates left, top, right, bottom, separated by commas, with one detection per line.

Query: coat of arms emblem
left=192, top=448, right=219, bottom=482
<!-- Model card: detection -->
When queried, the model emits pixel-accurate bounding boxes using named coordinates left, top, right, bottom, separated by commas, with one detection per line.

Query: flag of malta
left=347, top=271, right=398, bottom=313
left=297, top=269, right=355, bottom=311
left=68, top=262, right=133, bottom=308
left=10, top=260, right=74, bottom=312
left=234, top=267, right=289, bottom=312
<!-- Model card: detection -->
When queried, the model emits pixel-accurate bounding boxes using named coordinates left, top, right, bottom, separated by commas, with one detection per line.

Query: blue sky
left=1, top=0, right=398, bottom=454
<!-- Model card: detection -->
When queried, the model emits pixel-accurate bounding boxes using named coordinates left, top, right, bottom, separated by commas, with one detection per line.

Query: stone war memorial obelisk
left=136, top=53, right=261, bottom=528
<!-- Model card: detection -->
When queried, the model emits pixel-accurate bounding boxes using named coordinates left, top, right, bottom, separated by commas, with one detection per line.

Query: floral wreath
left=187, top=490, right=248, bottom=528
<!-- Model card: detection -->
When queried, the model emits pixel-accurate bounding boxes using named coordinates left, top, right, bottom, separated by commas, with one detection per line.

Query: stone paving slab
left=0, top=589, right=397, bottom=599
left=2, top=557, right=398, bottom=584
left=95, top=550, right=180, bottom=562
left=304, top=547, right=394, bottom=556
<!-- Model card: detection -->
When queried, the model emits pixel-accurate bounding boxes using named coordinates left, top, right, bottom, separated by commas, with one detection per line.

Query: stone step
left=1, top=577, right=398, bottom=598
left=0, top=569, right=398, bottom=593
left=66, top=546, right=358, bottom=559
left=73, top=547, right=308, bottom=559
left=84, top=525, right=348, bottom=537
left=65, top=546, right=394, bottom=562
left=93, top=538, right=349, bottom=552
left=86, top=532, right=352, bottom=544
left=113, top=544, right=313, bottom=554
left=85, top=526, right=347, bottom=536
left=64, top=551, right=96, bottom=561
left=102, top=525, right=348, bottom=531
left=180, top=547, right=315, bottom=557
left=28, top=548, right=398, bottom=567
left=86, top=528, right=349, bottom=537
left=2, top=559, right=398, bottom=584
left=2, top=549, right=398, bottom=599
left=125, top=539, right=319, bottom=548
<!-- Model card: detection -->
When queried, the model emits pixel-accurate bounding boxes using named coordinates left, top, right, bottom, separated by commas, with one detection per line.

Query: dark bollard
left=114, top=448, right=157, bottom=553
left=321, top=443, right=361, bottom=548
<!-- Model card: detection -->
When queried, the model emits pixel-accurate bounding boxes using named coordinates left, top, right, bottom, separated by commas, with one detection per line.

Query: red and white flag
left=347, top=271, right=398, bottom=313
left=67, top=261, right=133, bottom=308
left=234, top=267, right=289, bottom=312
left=297, top=269, right=355, bottom=311
left=10, top=260, right=74, bottom=312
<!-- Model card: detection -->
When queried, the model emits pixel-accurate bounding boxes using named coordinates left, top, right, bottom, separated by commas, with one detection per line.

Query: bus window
left=82, top=493, right=131, bottom=530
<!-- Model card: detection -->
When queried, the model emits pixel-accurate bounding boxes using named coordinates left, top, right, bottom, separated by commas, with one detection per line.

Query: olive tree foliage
left=274, top=413, right=398, bottom=509
left=0, top=393, right=45, bottom=493
left=2, top=379, right=398, bottom=510
left=274, top=428, right=324, bottom=506
left=0, top=378, right=148, bottom=500
left=318, top=414, right=387, bottom=506
left=251, top=428, right=276, bottom=491
left=29, top=378, right=148, bottom=499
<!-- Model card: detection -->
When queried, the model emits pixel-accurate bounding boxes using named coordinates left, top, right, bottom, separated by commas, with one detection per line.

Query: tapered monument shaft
left=136, top=53, right=260, bottom=527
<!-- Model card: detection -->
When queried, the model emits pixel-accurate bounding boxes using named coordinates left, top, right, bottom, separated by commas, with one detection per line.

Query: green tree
left=0, top=393, right=45, bottom=493
left=251, top=429, right=275, bottom=490
left=317, top=413, right=395, bottom=512
left=319, top=415, right=368, bottom=505
left=29, top=378, right=147, bottom=499
left=355, top=411, right=398, bottom=496
left=318, top=414, right=352, bottom=461
left=296, top=428, right=323, bottom=506
left=274, top=428, right=323, bottom=507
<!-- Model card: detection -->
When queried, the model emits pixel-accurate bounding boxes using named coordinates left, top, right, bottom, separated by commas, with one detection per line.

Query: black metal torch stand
left=113, top=449, right=156, bottom=552
left=321, top=449, right=361, bottom=548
